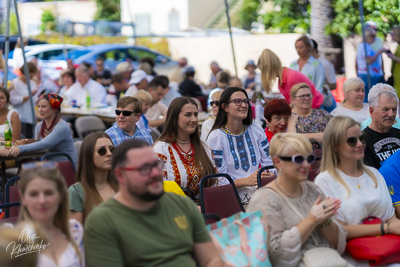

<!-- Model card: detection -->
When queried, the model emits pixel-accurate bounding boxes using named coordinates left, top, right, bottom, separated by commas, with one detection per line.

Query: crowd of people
left=2, top=30, right=400, bottom=267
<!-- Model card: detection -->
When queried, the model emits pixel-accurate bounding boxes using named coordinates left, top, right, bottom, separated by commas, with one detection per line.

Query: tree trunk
left=310, top=0, right=333, bottom=53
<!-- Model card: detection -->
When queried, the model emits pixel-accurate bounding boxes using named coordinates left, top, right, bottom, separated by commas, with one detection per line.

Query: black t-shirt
left=363, top=126, right=400, bottom=169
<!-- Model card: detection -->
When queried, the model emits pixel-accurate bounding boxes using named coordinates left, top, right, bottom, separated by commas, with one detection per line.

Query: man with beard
left=84, top=139, right=222, bottom=267
left=363, top=84, right=400, bottom=169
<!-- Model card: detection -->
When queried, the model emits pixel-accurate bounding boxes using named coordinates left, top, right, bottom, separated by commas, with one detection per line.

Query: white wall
left=167, top=33, right=302, bottom=84
left=121, top=0, right=189, bottom=35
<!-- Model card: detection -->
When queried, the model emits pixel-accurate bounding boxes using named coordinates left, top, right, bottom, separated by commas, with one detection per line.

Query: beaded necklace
left=222, top=125, right=247, bottom=135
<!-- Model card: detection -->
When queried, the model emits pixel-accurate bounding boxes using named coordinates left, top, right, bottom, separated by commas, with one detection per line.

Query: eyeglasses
left=97, top=146, right=114, bottom=156
left=22, top=161, right=57, bottom=170
left=210, top=101, right=220, bottom=107
left=346, top=133, right=367, bottom=147
left=294, top=94, right=313, bottom=100
left=115, top=110, right=136, bottom=116
left=118, top=160, right=164, bottom=176
left=271, top=115, right=290, bottom=122
left=228, top=98, right=251, bottom=106
left=278, top=154, right=316, bottom=165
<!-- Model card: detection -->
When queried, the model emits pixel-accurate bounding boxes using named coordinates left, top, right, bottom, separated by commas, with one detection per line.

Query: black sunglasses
left=210, top=101, right=220, bottom=107
left=115, top=110, right=136, bottom=116
left=346, top=133, right=367, bottom=147
left=278, top=154, right=316, bottom=165
left=97, top=146, right=114, bottom=156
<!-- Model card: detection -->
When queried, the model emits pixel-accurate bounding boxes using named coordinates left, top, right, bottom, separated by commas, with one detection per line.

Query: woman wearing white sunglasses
left=247, top=132, right=347, bottom=266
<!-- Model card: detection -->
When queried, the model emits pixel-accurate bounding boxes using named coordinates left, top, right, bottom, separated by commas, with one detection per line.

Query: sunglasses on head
left=346, top=133, right=367, bottom=147
left=97, top=146, right=114, bottom=156
left=278, top=154, right=316, bottom=165
left=115, top=110, right=136, bottom=116
left=22, top=161, right=57, bottom=170
left=210, top=101, right=220, bottom=107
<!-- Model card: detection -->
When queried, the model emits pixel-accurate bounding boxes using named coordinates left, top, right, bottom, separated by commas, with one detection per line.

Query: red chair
left=4, top=176, right=20, bottom=219
left=199, top=174, right=244, bottom=224
left=41, top=152, right=76, bottom=187
left=257, top=165, right=276, bottom=188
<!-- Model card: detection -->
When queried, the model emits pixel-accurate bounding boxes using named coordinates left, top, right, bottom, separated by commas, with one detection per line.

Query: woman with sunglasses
left=201, top=90, right=223, bottom=141
left=247, top=132, right=347, bottom=266
left=264, top=98, right=292, bottom=142
left=1, top=93, right=78, bottom=166
left=68, top=132, right=117, bottom=224
left=207, top=87, right=273, bottom=204
left=18, top=162, right=84, bottom=266
left=288, top=83, right=332, bottom=143
left=154, top=97, right=216, bottom=198
left=315, top=116, right=400, bottom=264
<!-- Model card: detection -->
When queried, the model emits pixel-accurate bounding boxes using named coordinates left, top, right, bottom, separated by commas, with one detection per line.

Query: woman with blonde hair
left=248, top=132, right=347, bottom=266
left=201, top=90, right=223, bottom=141
left=18, top=162, right=84, bottom=266
left=315, top=116, right=400, bottom=265
left=331, top=77, right=370, bottom=123
left=258, top=48, right=323, bottom=108
left=288, top=83, right=331, bottom=142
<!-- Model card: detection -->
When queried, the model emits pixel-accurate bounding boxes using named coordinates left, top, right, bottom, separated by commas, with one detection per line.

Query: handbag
left=268, top=186, right=347, bottom=267
left=346, top=216, right=400, bottom=266
left=207, top=211, right=272, bottom=267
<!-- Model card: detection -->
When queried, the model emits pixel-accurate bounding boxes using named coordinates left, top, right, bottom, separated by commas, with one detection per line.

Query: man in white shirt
left=145, top=76, right=169, bottom=128
left=66, top=64, right=107, bottom=107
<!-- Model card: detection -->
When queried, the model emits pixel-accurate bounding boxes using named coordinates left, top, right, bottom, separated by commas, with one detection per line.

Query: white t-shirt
left=10, top=77, right=38, bottom=124
left=65, top=79, right=107, bottom=107
left=315, top=167, right=394, bottom=225
left=330, top=103, right=370, bottom=124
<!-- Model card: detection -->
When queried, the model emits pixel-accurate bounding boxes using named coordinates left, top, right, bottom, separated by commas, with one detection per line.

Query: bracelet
left=319, top=218, right=332, bottom=228
left=387, top=222, right=391, bottom=234
left=380, top=223, right=385, bottom=236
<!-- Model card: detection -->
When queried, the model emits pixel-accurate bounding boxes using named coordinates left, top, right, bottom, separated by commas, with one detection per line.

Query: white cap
left=116, top=61, right=133, bottom=73
left=129, top=70, right=147, bottom=84
left=365, top=21, right=377, bottom=28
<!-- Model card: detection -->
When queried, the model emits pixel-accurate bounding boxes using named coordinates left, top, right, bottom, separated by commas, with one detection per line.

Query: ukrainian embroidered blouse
left=207, top=124, right=273, bottom=204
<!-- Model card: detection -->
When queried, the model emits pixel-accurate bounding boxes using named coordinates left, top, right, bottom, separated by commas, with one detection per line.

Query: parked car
left=0, top=36, right=46, bottom=52
left=48, top=44, right=177, bottom=75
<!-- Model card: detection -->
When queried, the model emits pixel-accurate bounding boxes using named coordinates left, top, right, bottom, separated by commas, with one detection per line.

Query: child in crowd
left=133, top=90, right=152, bottom=133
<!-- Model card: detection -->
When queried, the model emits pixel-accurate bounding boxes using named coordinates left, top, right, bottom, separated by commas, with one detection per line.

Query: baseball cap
left=365, top=21, right=377, bottom=29
left=116, top=62, right=133, bottom=73
left=129, top=70, right=148, bottom=84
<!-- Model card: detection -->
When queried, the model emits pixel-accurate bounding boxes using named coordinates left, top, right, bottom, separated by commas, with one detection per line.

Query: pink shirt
left=279, top=68, right=323, bottom=109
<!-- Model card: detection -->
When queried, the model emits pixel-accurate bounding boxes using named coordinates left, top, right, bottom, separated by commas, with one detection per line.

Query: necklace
left=176, top=138, right=191, bottom=144
left=222, top=125, right=246, bottom=135
left=275, top=180, right=303, bottom=198
left=96, top=184, right=107, bottom=191
left=349, top=177, right=363, bottom=189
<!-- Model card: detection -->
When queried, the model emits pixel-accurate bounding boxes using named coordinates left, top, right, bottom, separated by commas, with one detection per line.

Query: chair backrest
left=75, top=116, right=106, bottom=139
left=257, top=165, right=276, bottom=188
left=74, top=140, right=82, bottom=155
left=5, top=176, right=20, bottom=218
left=199, top=174, right=244, bottom=224
left=41, top=152, right=76, bottom=187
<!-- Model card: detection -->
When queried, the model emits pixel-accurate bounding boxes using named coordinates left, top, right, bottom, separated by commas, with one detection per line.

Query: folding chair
left=199, top=173, right=244, bottom=224
left=75, top=116, right=106, bottom=139
left=257, top=165, right=276, bottom=188
left=41, top=152, right=76, bottom=187
left=309, top=139, right=323, bottom=182
left=4, top=176, right=20, bottom=219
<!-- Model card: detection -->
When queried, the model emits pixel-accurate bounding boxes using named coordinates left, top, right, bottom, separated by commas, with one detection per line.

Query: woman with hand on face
left=247, top=133, right=347, bottom=266
left=154, top=97, right=216, bottom=197
left=207, top=87, right=273, bottom=204
left=315, top=116, right=400, bottom=266
left=68, top=132, right=117, bottom=225
left=18, top=162, right=84, bottom=266
left=288, top=83, right=332, bottom=143
left=264, top=98, right=292, bottom=142
left=2, top=93, right=77, bottom=166
left=331, top=78, right=370, bottom=123
left=201, top=90, right=223, bottom=141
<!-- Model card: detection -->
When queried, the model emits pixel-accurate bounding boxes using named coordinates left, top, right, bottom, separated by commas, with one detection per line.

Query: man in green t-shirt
left=84, top=139, right=222, bottom=267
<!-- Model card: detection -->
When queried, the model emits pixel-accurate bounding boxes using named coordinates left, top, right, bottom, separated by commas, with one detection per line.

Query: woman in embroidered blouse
left=207, top=87, right=273, bottom=204
left=315, top=116, right=400, bottom=265
left=68, top=132, right=117, bottom=224
left=247, top=133, right=347, bottom=266
left=288, top=83, right=332, bottom=143
left=18, top=162, right=84, bottom=266
left=264, top=98, right=292, bottom=142
left=154, top=97, right=216, bottom=197
left=330, top=78, right=370, bottom=124
left=1, top=93, right=78, bottom=166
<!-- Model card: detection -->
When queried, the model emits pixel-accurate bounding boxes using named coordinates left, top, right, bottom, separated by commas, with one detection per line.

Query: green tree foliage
left=262, top=0, right=310, bottom=33
left=328, top=0, right=400, bottom=38
left=0, top=13, right=19, bottom=34
left=40, top=9, right=57, bottom=33
left=239, top=0, right=262, bottom=30
left=94, top=0, right=121, bottom=21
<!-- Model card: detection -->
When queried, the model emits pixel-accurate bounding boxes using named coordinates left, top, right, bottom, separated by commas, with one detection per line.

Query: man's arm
left=193, top=241, right=223, bottom=267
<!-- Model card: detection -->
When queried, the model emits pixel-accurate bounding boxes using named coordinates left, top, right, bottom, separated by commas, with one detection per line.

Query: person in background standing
left=209, top=61, right=222, bottom=89
left=93, top=57, right=112, bottom=88
left=386, top=26, right=400, bottom=97
left=241, top=60, right=261, bottom=92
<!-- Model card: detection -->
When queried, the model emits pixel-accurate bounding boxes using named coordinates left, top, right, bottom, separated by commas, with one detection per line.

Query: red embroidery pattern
left=168, top=146, right=181, bottom=186
left=156, top=153, right=168, bottom=179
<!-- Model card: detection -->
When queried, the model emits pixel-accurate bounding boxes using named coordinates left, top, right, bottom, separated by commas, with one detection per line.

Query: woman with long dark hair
left=207, top=87, right=273, bottom=204
left=68, top=132, right=117, bottom=224
left=154, top=97, right=216, bottom=197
